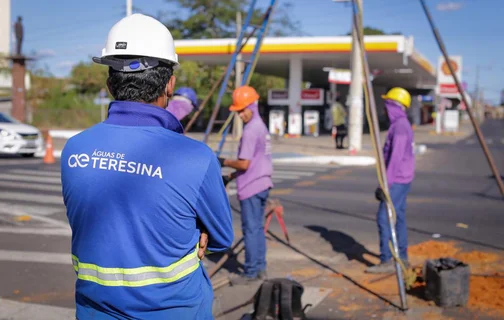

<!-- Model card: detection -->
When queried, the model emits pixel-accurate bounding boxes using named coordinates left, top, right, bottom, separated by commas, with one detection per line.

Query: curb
left=49, top=130, right=82, bottom=139
left=273, top=156, right=376, bottom=166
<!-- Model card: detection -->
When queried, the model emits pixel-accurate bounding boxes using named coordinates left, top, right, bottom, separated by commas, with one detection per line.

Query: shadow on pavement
left=280, top=198, right=504, bottom=252
left=266, top=230, right=404, bottom=311
left=305, top=225, right=379, bottom=267
left=206, top=251, right=243, bottom=276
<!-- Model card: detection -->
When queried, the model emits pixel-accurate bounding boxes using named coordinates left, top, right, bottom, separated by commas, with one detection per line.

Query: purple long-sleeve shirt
left=236, top=102, right=273, bottom=200
left=383, top=100, right=415, bottom=185
left=166, top=96, right=194, bottom=121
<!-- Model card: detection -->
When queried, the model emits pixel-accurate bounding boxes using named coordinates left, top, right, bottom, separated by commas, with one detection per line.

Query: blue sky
left=10, top=0, right=504, bottom=103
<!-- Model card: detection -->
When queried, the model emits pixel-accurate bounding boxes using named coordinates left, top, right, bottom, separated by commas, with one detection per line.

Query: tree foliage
left=28, top=0, right=296, bottom=128
left=346, top=26, right=402, bottom=36
left=163, top=0, right=292, bottom=125
left=70, top=62, right=108, bottom=94
left=163, top=0, right=301, bottom=39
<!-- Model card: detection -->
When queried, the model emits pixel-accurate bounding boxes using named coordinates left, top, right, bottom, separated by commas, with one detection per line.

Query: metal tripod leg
left=386, top=204, right=408, bottom=309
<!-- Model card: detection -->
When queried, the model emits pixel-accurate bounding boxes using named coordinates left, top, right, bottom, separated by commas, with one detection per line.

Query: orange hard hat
left=229, top=85, right=259, bottom=112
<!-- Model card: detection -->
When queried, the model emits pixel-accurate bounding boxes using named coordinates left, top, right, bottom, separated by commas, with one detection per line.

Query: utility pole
left=232, top=11, right=244, bottom=140
left=348, top=0, right=364, bottom=153
left=419, top=0, right=504, bottom=196
left=126, top=0, right=132, bottom=16
left=473, top=65, right=492, bottom=123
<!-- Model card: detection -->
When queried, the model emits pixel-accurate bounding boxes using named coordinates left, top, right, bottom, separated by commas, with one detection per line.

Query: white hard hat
left=93, top=14, right=178, bottom=71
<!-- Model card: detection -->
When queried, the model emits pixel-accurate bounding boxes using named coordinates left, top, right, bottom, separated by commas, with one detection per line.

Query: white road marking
left=0, top=173, right=61, bottom=184
left=487, top=138, right=494, bottom=145
left=273, top=170, right=315, bottom=176
left=0, top=227, right=71, bottom=236
left=0, top=180, right=62, bottom=192
left=9, top=169, right=61, bottom=177
left=466, top=139, right=475, bottom=145
left=0, top=192, right=64, bottom=205
left=273, top=165, right=329, bottom=172
left=0, top=249, right=71, bottom=265
left=0, top=159, right=43, bottom=166
left=0, top=298, right=75, bottom=319
left=0, top=207, right=69, bottom=229
left=271, top=174, right=301, bottom=180
left=0, top=201, right=62, bottom=216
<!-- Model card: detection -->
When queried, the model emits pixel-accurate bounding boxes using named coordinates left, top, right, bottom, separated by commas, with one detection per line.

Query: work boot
left=229, top=273, right=259, bottom=286
left=365, top=260, right=396, bottom=274
left=257, top=270, right=268, bottom=280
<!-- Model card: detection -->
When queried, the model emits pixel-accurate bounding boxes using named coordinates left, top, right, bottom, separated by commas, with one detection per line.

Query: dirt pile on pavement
left=408, top=240, right=460, bottom=259
left=468, top=273, right=504, bottom=316
left=408, top=240, right=501, bottom=266
left=408, top=241, right=504, bottom=315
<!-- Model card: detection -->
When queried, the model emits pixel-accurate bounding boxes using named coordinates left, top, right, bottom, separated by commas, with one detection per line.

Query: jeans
left=240, top=189, right=269, bottom=278
left=334, top=124, right=347, bottom=149
left=376, top=183, right=411, bottom=263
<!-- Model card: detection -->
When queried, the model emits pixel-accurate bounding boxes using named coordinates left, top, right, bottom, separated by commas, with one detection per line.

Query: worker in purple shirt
left=166, top=87, right=198, bottom=121
left=367, top=87, right=415, bottom=274
left=219, top=85, right=273, bottom=284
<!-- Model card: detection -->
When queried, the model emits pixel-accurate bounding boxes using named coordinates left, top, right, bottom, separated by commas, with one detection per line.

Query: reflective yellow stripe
left=72, top=246, right=200, bottom=287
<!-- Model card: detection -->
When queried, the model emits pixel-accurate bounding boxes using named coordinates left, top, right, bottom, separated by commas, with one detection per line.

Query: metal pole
left=203, top=0, right=258, bottom=144
left=232, top=11, right=244, bottom=141
left=126, top=0, right=132, bottom=16
left=347, top=0, right=364, bottom=154
left=215, top=0, right=277, bottom=156
left=100, top=102, right=105, bottom=122
left=419, top=0, right=504, bottom=197
left=352, top=0, right=408, bottom=310
left=184, top=70, right=226, bottom=134
left=330, top=82, right=337, bottom=105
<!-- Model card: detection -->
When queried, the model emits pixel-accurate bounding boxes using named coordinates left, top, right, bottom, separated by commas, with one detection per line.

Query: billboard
left=328, top=69, right=351, bottom=85
left=267, top=89, right=325, bottom=106
left=436, top=56, right=463, bottom=98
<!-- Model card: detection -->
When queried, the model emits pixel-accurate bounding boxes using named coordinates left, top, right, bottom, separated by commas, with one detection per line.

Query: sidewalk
left=208, top=223, right=503, bottom=319
left=49, top=122, right=473, bottom=166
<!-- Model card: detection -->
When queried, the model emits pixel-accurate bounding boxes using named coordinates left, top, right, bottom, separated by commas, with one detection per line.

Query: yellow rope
left=354, top=2, right=415, bottom=289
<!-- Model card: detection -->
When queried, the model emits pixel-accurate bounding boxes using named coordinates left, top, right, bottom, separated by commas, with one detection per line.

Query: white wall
left=0, top=72, right=31, bottom=90
left=0, top=0, right=11, bottom=59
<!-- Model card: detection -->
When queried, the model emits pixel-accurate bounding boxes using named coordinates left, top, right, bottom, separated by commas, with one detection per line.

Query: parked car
left=0, top=112, right=44, bottom=157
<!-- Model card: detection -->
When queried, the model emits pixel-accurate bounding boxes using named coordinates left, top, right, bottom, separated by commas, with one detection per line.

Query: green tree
left=346, top=26, right=402, bottom=36
left=163, top=0, right=301, bottom=39
left=70, top=62, right=108, bottom=94
left=163, top=0, right=293, bottom=125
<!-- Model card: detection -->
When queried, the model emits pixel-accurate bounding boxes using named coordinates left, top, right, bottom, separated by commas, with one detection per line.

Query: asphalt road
left=0, top=119, right=502, bottom=317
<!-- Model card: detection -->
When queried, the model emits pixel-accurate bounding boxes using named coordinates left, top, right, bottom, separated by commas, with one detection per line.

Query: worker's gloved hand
left=217, top=157, right=226, bottom=167
left=198, top=230, right=208, bottom=260
left=222, top=175, right=231, bottom=187
left=375, top=187, right=386, bottom=202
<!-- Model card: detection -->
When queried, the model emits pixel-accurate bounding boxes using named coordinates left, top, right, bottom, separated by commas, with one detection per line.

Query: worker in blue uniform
left=61, top=14, right=233, bottom=320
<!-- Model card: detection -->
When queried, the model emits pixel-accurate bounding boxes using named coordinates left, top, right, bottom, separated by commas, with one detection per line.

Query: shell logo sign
left=441, top=59, right=459, bottom=76
left=437, top=56, right=463, bottom=98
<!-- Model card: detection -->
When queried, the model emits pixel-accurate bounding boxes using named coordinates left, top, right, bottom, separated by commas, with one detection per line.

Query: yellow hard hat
left=381, top=87, right=411, bottom=108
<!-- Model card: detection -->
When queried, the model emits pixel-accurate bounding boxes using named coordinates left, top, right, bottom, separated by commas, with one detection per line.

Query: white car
left=0, top=112, right=44, bottom=157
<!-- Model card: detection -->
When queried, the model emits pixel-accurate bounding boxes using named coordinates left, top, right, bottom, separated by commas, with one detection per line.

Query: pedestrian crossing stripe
left=0, top=173, right=61, bottom=184
left=0, top=163, right=335, bottom=226
left=9, top=169, right=61, bottom=177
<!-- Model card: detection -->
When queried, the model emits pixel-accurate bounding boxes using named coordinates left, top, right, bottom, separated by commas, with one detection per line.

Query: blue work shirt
left=61, top=101, right=233, bottom=320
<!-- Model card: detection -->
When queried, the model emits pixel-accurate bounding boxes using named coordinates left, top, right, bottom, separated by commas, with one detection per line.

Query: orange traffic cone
left=43, top=135, right=56, bottom=164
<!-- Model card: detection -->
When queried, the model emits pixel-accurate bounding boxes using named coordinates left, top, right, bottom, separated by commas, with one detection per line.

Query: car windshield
left=0, top=113, right=19, bottom=123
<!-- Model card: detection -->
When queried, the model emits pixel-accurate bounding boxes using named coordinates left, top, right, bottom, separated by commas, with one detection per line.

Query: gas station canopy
left=175, top=35, right=436, bottom=89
